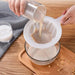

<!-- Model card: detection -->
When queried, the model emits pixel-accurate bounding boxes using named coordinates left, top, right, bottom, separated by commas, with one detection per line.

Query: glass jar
left=23, top=0, right=46, bottom=22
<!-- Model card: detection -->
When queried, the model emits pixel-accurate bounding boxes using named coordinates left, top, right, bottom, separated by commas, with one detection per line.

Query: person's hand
left=61, top=5, right=75, bottom=25
left=8, top=0, right=28, bottom=16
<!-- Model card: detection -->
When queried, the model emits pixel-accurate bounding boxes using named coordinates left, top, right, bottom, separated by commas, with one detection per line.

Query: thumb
left=61, top=11, right=70, bottom=24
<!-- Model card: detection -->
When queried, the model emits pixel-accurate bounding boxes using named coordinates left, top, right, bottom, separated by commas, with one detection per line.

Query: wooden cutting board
left=18, top=45, right=75, bottom=75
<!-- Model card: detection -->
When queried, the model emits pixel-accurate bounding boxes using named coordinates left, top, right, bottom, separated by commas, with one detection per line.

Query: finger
left=62, top=8, right=69, bottom=15
left=63, top=17, right=71, bottom=25
left=11, top=0, right=15, bottom=13
left=8, top=0, right=12, bottom=9
left=15, top=0, right=20, bottom=16
left=61, top=12, right=70, bottom=24
left=20, top=0, right=26, bottom=15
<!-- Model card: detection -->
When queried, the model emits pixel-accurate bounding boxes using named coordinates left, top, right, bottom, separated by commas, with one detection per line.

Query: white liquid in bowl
left=0, top=25, right=13, bottom=42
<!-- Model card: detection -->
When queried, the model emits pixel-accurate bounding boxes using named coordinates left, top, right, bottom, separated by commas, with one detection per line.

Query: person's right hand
left=8, top=0, right=28, bottom=16
left=61, top=5, right=75, bottom=25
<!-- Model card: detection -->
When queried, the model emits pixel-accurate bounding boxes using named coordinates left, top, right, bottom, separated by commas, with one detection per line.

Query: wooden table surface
left=0, top=0, right=75, bottom=75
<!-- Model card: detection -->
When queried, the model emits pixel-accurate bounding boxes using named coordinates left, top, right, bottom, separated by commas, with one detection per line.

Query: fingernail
left=18, top=13, right=20, bottom=16
left=21, top=12, right=23, bottom=15
left=21, top=11, right=25, bottom=15
left=62, top=10, right=67, bottom=15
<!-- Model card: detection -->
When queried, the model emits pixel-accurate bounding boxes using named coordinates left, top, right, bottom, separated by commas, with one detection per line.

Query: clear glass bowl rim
left=24, top=42, right=61, bottom=62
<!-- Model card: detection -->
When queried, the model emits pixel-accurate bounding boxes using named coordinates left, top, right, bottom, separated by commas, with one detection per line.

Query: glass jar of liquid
left=23, top=0, right=46, bottom=22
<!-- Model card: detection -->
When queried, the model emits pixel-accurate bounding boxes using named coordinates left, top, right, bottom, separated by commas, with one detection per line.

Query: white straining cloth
left=23, top=16, right=63, bottom=49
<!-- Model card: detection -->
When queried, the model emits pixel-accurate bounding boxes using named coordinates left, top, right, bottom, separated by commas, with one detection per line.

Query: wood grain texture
left=0, top=35, right=33, bottom=75
left=0, top=0, right=75, bottom=75
left=18, top=46, right=75, bottom=75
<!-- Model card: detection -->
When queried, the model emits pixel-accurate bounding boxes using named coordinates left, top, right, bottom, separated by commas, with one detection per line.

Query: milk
left=28, top=46, right=57, bottom=60
left=0, top=25, right=13, bottom=42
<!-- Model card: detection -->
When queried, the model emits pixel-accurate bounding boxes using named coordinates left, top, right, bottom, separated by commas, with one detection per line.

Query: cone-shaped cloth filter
left=23, top=16, right=62, bottom=49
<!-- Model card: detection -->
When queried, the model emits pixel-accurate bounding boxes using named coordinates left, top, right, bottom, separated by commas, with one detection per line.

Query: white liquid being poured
left=0, top=25, right=13, bottom=42
left=28, top=46, right=57, bottom=60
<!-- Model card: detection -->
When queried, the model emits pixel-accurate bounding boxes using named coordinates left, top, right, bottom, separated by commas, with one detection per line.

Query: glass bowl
left=0, top=21, right=13, bottom=43
left=24, top=42, right=60, bottom=65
